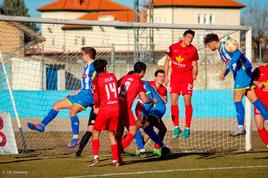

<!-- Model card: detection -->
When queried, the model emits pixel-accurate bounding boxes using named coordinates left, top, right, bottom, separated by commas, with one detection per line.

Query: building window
left=75, top=38, right=78, bottom=45
left=82, top=37, right=85, bottom=45
left=46, top=65, right=58, bottom=90
left=52, top=39, right=55, bottom=45
left=198, top=14, right=215, bottom=25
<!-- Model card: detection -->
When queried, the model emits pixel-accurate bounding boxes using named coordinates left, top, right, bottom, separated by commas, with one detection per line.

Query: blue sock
left=253, top=99, right=268, bottom=120
left=135, top=129, right=144, bottom=150
left=71, top=116, right=79, bottom=135
left=234, top=101, right=245, bottom=126
left=40, top=109, right=58, bottom=127
left=144, top=127, right=164, bottom=147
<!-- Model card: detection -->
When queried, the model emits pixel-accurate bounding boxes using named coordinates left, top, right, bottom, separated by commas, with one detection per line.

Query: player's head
left=93, top=59, right=107, bottom=73
left=134, top=61, right=147, bottom=78
left=182, top=29, right=195, bottom=46
left=154, top=69, right=165, bottom=85
left=204, top=33, right=220, bottom=51
left=81, top=47, right=96, bottom=63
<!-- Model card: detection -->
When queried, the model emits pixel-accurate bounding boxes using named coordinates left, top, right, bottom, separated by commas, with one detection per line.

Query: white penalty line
left=65, top=165, right=268, bottom=178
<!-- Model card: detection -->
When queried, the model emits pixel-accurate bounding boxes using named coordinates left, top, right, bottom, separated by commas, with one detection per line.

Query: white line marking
left=65, top=165, right=268, bottom=178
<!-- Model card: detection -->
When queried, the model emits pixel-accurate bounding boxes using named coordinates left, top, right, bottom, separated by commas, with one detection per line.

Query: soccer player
left=27, top=47, right=97, bottom=147
left=164, top=29, right=199, bottom=139
left=75, top=107, right=96, bottom=157
left=204, top=33, right=268, bottom=136
left=252, top=64, right=268, bottom=147
left=135, top=80, right=169, bottom=158
left=89, top=59, right=120, bottom=167
left=135, top=70, right=168, bottom=156
left=116, top=62, right=155, bottom=163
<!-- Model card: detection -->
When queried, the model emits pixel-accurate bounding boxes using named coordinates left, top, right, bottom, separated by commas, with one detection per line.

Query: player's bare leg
left=67, top=104, right=83, bottom=148
left=89, top=129, right=100, bottom=167
left=182, top=94, right=192, bottom=139
left=27, top=99, right=72, bottom=132
left=171, top=93, right=181, bottom=138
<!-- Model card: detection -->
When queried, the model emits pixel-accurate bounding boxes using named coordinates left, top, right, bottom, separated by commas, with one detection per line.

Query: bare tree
left=242, top=3, right=268, bottom=37
left=242, top=3, right=268, bottom=62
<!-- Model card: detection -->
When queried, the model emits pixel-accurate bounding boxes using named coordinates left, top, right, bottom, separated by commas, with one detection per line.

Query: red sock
left=154, top=144, right=160, bottom=149
left=185, top=104, right=193, bottom=128
left=263, top=128, right=268, bottom=137
left=258, top=128, right=268, bottom=145
left=122, top=133, right=134, bottom=149
left=171, top=105, right=179, bottom=127
left=111, top=144, right=118, bottom=161
left=92, top=139, right=100, bottom=156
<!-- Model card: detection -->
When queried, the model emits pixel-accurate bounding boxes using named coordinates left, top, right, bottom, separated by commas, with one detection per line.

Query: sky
left=0, top=0, right=267, bottom=17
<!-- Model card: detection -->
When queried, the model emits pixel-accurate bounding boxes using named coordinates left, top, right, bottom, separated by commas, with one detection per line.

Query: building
left=38, top=0, right=245, bottom=59
left=38, top=0, right=135, bottom=53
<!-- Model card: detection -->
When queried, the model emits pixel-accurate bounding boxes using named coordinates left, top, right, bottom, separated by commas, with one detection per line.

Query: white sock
left=73, top=135, right=79, bottom=139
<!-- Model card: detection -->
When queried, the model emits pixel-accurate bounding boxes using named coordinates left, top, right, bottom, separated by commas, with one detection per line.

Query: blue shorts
left=142, top=104, right=166, bottom=120
left=66, top=90, right=93, bottom=109
left=234, top=68, right=252, bottom=90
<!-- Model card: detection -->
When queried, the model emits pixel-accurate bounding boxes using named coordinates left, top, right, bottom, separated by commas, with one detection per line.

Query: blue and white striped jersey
left=81, top=61, right=96, bottom=91
left=218, top=43, right=252, bottom=75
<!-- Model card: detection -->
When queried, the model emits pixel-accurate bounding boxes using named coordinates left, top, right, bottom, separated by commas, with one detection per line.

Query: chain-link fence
left=0, top=16, right=260, bottom=156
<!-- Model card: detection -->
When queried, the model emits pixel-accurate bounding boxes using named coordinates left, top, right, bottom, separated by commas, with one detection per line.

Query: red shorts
left=93, top=107, right=119, bottom=132
left=254, top=94, right=268, bottom=116
left=170, top=73, right=193, bottom=95
left=120, top=107, right=136, bottom=128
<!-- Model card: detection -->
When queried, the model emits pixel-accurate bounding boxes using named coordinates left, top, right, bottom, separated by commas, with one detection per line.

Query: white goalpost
left=0, top=15, right=252, bottom=154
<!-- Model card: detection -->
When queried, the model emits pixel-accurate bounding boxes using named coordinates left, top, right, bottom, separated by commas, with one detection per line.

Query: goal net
left=0, top=17, right=253, bottom=155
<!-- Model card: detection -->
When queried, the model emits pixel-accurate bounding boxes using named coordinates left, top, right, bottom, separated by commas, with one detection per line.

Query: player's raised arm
left=226, top=50, right=242, bottom=69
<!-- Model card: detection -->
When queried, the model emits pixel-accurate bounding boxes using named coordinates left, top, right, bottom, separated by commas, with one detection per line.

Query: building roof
left=150, top=0, right=245, bottom=8
left=62, top=10, right=134, bottom=29
left=38, top=0, right=130, bottom=12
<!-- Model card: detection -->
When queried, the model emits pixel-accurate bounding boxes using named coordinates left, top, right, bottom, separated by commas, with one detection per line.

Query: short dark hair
left=134, top=61, right=146, bottom=74
left=155, top=69, right=165, bottom=77
left=183, top=29, right=195, bottom=37
left=81, top=47, right=96, bottom=59
left=0, top=8, right=4, bottom=15
left=204, top=33, right=219, bottom=45
left=93, top=59, right=107, bottom=73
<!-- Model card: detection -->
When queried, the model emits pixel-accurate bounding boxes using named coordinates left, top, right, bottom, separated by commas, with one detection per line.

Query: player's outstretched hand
left=219, top=73, right=225, bottom=81
left=94, top=107, right=99, bottom=115
left=152, top=98, right=157, bottom=103
left=257, top=82, right=264, bottom=89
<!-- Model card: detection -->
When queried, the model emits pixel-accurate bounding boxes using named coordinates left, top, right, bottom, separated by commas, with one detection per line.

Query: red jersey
left=92, top=72, right=119, bottom=109
left=118, top=73, right=145, bottom=109
left=148, top=81, right=167, bottom=98
left=254, top=65, right=268, bottom=96
left=166, top=40, right=199, bottom=76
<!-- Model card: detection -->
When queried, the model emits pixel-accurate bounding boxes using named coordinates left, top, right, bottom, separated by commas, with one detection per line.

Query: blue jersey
left=219, top=43, right=252, bottom=76
left=142, top=81, right=166, bottom=119
left=81, top=61, right=96, bottom=91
